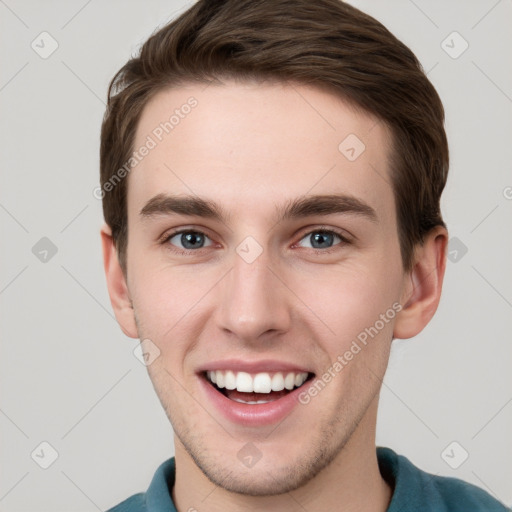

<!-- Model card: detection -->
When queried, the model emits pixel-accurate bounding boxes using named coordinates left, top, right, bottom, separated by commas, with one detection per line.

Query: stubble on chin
left=168, top=403, right=365, bottom=497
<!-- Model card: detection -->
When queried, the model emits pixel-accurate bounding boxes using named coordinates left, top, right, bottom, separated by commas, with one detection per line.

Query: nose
left=214, top=244, right=292, bottom=344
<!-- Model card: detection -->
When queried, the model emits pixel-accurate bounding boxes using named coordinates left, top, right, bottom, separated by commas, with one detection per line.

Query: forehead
left=128, top=80, right=395, bottom=226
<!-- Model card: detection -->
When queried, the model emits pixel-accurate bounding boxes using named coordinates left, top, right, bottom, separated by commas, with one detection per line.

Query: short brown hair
left=100, top=0, right=448, bottom=273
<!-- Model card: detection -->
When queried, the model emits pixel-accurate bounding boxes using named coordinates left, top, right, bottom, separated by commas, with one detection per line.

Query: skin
left=101, top=80, right=447, bottom=512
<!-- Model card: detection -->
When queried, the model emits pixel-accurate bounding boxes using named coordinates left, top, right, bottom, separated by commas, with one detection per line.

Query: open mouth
left=203, top=370, right=315, bottom=404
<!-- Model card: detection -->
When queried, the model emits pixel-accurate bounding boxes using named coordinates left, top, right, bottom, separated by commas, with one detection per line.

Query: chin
left=197, top=459, right=315, bottom=496
left=177, top=426, right=349, bottom=497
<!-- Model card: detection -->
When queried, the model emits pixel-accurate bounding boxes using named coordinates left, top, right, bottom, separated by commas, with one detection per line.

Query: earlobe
left=100, top=224, right=139, bottom=339
left=393, top=226, right=448, bottom=340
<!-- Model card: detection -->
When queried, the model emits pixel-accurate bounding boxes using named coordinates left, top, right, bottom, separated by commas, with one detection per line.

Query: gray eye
left=168, top=231, right=213, bottom=250
left=298, top=231, right=341, bottom=249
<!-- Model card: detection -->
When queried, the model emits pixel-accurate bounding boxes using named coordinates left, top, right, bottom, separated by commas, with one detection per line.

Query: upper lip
left=196, top=359, right=313, bottom=374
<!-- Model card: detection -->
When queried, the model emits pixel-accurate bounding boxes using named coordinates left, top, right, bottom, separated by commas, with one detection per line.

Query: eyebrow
left=139, top=193, right=378, bottom=225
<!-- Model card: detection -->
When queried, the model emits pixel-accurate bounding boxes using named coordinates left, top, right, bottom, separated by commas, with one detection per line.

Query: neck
left=172, top=397, right=392, bottom=512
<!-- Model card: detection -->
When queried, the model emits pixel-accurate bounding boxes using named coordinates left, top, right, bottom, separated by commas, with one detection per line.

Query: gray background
left=1, top=0, right=511, bottom=510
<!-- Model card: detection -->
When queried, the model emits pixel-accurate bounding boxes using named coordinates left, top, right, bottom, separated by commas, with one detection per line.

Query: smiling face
left=104, top=79, right=425, bottom=495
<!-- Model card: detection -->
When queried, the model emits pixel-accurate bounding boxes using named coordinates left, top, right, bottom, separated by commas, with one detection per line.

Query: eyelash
left=159, top=226, right=351, bottom=255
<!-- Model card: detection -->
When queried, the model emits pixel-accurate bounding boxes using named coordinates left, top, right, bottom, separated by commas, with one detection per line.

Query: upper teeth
left=206, top=370, right=308, bottom=393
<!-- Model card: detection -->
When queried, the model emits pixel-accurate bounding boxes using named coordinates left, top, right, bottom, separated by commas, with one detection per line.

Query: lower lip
left=199, top=375, right=309, bottom=427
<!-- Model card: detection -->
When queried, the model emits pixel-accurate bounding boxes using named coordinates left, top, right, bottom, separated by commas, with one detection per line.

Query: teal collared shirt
left=107, top=447, right=508, bottom=511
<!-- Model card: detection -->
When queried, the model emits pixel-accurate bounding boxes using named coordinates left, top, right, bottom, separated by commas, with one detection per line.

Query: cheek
left=128, top=259, right=219, bottom=350
left=301, top=263, right=400, bottom=325
left=293, top=258, right=402, bottom=359
left=305, top=271, right=399, bottom=409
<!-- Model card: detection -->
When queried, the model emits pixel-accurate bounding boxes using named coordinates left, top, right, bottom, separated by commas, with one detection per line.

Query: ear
left=100, top=223, right=138, bottom=339
left=393, top=225, right=448, bottom=339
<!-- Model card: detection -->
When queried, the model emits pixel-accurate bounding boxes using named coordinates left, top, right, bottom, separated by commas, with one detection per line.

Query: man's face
left=124, top=80, right=408, bottom=494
